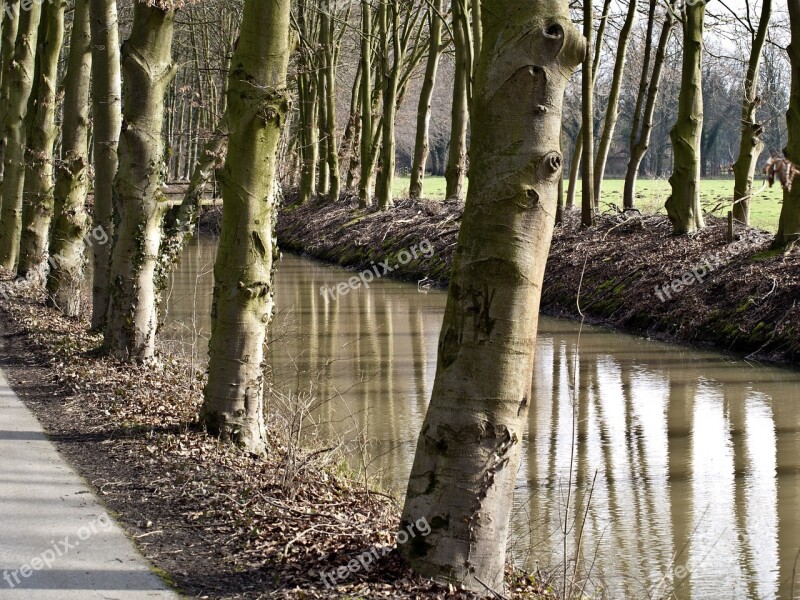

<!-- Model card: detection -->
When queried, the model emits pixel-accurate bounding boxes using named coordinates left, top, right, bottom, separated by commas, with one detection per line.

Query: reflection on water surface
left=162, top=238, right=800, bottom=599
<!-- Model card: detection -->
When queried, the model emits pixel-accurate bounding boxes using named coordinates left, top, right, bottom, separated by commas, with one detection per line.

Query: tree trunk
left=776, top=0, right=800, bottom=244
left=47, top=0, right=91, bottom=316
left=732, top=0, right=771, bottom=225
left=0, top=1, right=20, bottom=182
left=565, top=0, right=611, bottom=211
left=18, top=0, right=66, bottom=279
left=624, top=3, right=674, bottom=210
left=666, top=1, right=706, bottom=235
left=593, top=0, right=637, bottom=203
left=581, top=0, right=595, bottom=226
left=399, top=2, right=584, bottom=592
left=316, top=65, right=329, bottom=195
left=298, top=70, right=318, bottom=205
left=0, top=2, right=42, bottom=271
left=321, top=0, right=340, bottom=202
left=341, top=63, right=362, bottom=190
left=445, top=0, right=469, bottom=201
left=409, top=0, right=443, bottom=200
left=358, top=0, right=375, bottom=208
left=375, top=0, right=400, bottom=210
left=157, top=115, right=229, bottom=291
left=104, top=2, right=176, bottom=362
left=202, top=0, right=292, bottom=452
left=88, top=0, right=122, bottom=330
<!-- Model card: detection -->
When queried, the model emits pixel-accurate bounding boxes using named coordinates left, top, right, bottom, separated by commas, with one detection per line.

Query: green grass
left=392, top=176, right=784, bottom=233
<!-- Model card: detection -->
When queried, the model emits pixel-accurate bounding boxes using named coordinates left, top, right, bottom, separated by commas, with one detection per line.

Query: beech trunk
left=666, top=1, right=707, bottom=235
left=409, top=0, right=443, bottom=200
left=399, top=2, right=583, bottom=591
left=0, top=2, right=42, bottom=271
left=104, top=2, right=176, bottom=361
left=777, top=0, right=800, bottom=244
left=202, top=0, right=292, bottom=452
left=18, top=0, right=66, bottom=279
left=46, top=0, right=92, bottom=316
left=445, top=0, right=469, bottom=201
left=732, top=0, right=772, bottom=225
left=593, top=0, right=637, bottom=203
left=88, top=0, right=122, bottom=329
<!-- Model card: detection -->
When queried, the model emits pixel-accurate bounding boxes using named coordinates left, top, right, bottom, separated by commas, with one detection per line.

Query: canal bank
left=213, top=192, right=800, bottom=366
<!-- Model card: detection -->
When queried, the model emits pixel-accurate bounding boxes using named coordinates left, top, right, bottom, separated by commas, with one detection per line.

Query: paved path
left=0, top=366, right=180, bottom=599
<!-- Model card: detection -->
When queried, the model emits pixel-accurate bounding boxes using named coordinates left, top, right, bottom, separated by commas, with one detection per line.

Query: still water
left=162, top=237, right=800, bottom=599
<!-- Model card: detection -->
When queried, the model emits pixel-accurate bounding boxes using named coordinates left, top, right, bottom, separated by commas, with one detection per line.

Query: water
left=162, top=237, right=800, bottom=599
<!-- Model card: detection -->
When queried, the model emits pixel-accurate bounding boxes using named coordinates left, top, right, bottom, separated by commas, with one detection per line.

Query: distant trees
left=624, top=0, right=675, bottom=210
left=399, top=0, right=584, bottom=590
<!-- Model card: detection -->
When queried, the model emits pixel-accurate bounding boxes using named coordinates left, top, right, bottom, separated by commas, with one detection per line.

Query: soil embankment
left=256, top=193, right=800, bottom=365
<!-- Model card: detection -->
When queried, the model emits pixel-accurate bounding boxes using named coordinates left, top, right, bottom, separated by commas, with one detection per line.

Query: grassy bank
left=393, top=176, right=784, bottom=233
left=273, top=192, right=800, bottom=365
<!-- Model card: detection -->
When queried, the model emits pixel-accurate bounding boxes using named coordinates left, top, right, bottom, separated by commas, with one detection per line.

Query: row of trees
left=0, top=0, right=799, bottom=594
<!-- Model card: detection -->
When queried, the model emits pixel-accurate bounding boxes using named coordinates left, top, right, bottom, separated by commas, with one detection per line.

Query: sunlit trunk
left=666, top=1, right=706, bottom=235
left=0, top=1, right=20, bottom=183
left=47, top=0, right=91, bottom=316
left=104, top=2, right=176, bottom=361
left=88, top=0, right=122, bottom=329
left=202, top=0, right=292, bottom=452
left=0, top=3, right=42, bottom=271
left=732, top=0, right=771, bottom=226
left=777, top=0, right=800, bottom=244
left=581, top=0, right=595, bottom=226
left=593, top=0, right=637, bottom=203
left=19, top=0, right=66, bottom=279
left=409, top=0, right=442, bottom=200
left=399, top=2, right=584, bottom=591
left=375, top=0, right=400, bottom=210
left=444, top=0, right=469, bottom=201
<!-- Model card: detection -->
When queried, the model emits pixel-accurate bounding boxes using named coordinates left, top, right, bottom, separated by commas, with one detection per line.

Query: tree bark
left=320, top=0, right=340, bottom=202
left=399, top=2, right=584, bottom=592
left=202, top=0, right=292, bottom=452
left=358, top=0, right=375, bottom=208
left=624, top=2, right=674, bottom=209
left=104, top=2, right=176, bottom=361
left=593, top=0, right=637, bottom=203
left=88, top=0, right=122, bottom=330
left=47, top=0, right=91, bottom=316
left=565, top=0, right=610, bottom=211
left=445, top=0, right=469, bottom=201
left=0, top=1, right=20, bottom=183
left=157, top=115, right=229, bottom=291
left=776, top=0, right=800, bottom=244
left=409, top=0, right=443, bottom=200
left=0, top=2, right=42, bottom=271
left=581, top=0, right=595, bottom=226
left=732, top=0, right=772, bottom=225
left=18, top=0, right=66, bottom=279
left=666, top=1, right=707, bottom=235
left=375, top=0, right=400, bottom=210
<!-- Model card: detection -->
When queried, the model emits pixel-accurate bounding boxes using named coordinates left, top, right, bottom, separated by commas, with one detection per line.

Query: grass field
left=392, top=176, right=785, bottom=233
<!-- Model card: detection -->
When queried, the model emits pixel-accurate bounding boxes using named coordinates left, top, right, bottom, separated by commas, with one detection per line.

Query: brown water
left=162, top=237, right=800, bottom=600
